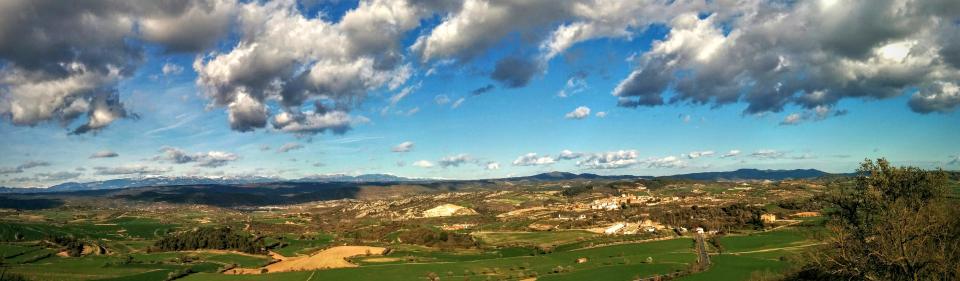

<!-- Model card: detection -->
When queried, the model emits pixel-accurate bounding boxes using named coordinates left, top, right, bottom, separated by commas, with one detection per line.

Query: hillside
left=664, top=168, right=832, bottom=181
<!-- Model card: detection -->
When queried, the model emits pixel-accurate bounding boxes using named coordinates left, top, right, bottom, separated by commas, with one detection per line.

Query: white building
left=604, top=223, right=626, bottom=235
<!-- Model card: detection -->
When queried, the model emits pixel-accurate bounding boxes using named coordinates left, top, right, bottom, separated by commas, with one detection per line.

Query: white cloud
left=684, top=150, right=714, bottom=159
left=0, top=0, right=236, bottom=134
left=613, top=1, right=960, bottom=116
left=512, top=153, right=556, bottom=166
left=720, top=150, right=741, bottom=158
left=565, top=106, right=591, bottom=119
left=577, top=150, right=638, bottom=169
left=153, top=146, right=239, bottom=168
left=392, top=141, right=414, bottom=152
left=434, top=94, right=451, bottom=105
left=161, top=63, right=184, bottom=76
left=485, top=161, right=501, bottom=170
left=438, top=154, right=471, bottom=168
left=781, top=113, right=802, bottom=125
left=193, top=0, right=420, bottom=134
left=451, top=97, right=466, bottom=109
left=644, top=155, right=686, bottom=169
left=412, top=160, right=434, bottom=168
left=271, top=110, right=366, bottom=136
left=558, top=149, right=583, bottom=160
left=94, top=164, right=171, bottom=176
left=780, top=105, right=846, bottom=125
left=595, top=111, right=607, bottom=118
left=557, top=76, right=587, bottom=98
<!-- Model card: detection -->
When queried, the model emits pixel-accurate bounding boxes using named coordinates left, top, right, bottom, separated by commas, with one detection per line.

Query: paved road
left=695, top=233, right=710, bottom=267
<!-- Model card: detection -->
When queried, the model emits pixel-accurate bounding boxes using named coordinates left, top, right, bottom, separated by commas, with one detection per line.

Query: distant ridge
left=0, top=174, right=429, bottom=194
left=664, top=168, right=831, bottom=181
left=0, top=169, right=839, bottom=194
left=506, top=172, right=641, bottom=181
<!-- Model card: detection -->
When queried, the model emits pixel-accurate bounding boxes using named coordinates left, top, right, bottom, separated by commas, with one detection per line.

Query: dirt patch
left=259, top=246, right=387, bottom=273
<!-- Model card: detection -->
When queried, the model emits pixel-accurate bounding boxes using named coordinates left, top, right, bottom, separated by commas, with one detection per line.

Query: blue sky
left=1, top=0, right=959, bottom=187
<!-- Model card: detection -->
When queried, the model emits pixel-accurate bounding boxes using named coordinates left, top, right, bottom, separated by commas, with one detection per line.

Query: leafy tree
left=788, top=159, right=960, bottom=281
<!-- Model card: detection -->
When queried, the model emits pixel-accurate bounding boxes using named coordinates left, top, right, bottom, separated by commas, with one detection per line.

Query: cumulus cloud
left=644, top=155, right=687, bottom=169
left=512, top=153, right=556, bottom=166
left=565, top=106, right=591, bottom=119
left=90, top=150, right=119, bottom=158
left=595, top=111, right=607, bottom=118
left=558, top=149, right=583, bottom=160
left=412, top=0, right=569, bottom=62
left=194, top=0, right=419, bottom=134
left=780, top=105, right=847, bottom=125
left=94, top=164, right=171, bottom=176
left=720, top=150, right=741, bottom=158
left=577, top=150, right=638, bottom=169
left=412, top=160, right=434, bottom=168
left=0, top=0, right=236, bottom=134
left=909, top=82, right=960, bottom=113
left=152, top=146, right=238, bottom=168
left=614, top=1, right=960, bottom=116
left=949, top=155, right=960, bottom=166
left=392, top=141, right=414, bottom=152
left=4, top=0, right=956, bottom=137
left=438, top=154, right=471, bottom=168
left=271, top=108, right=367, bottom=136
left=277, top=142, right=304, bottom=153
left=485, top=161, right=501, bottom=170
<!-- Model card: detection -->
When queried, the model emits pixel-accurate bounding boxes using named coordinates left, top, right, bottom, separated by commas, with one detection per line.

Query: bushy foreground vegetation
left=782, top=159, right=960, bottom=280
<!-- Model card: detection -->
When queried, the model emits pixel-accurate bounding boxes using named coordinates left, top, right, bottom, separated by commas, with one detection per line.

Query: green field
left=271, top=233, right=334, bottom=257
left=0, top=227, right=819, bottom=281
left=474, top=230, right=597, bottom=247
left=180, top=238, right=695, bottom=281
left=718, top=229, right=809, bottom=253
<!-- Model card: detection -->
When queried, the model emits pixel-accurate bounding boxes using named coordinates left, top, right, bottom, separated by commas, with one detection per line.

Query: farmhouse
left=760, top=213, right=777, bottom=223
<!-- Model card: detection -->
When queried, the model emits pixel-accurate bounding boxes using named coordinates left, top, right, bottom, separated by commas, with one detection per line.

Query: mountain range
left=0, top=169, right=836, bottom=193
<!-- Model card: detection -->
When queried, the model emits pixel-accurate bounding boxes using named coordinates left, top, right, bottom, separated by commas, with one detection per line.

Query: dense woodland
left=151, top=227, right=265, bottom=254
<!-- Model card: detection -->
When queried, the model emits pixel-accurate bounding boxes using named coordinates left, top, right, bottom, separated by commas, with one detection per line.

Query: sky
left=1, top=0, right=959, bottom=188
